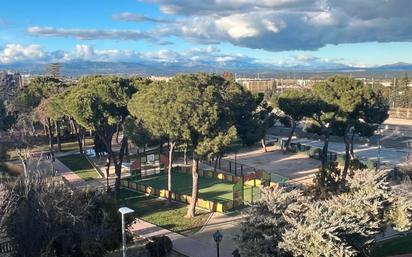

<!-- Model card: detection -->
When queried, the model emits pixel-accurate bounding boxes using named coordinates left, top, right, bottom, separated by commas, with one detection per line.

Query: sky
left=0, top=0, right=412, bottom=68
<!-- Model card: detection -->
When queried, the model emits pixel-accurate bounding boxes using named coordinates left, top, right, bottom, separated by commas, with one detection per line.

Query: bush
left=400, top=154, right=412, bottom=178
left=0, top=145, right=10, bottom=161
left=145, top=236, right=173, bottom=257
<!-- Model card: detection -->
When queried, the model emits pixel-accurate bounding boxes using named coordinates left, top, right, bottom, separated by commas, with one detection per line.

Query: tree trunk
left=183, top=144, right=188, bottom=165
left=214, top=157, right=218, bottom=172
left=115, top=123, right=120, bottom=144
left=342, top=135, right=351, bottom=179
left=113, top=136, right=128, bottom=196
left=81, top=128, right=86, bottom=147
left=283, top=119, right=296, bottom=154
left=261, top=138, right=267, bottom=152
left=321, top=130, right=330, bottom=169
left=125, top=141, right=130, bottom=163
left=319, top=129, right=330, bottom=185
left=167, top=142, right=175, bottom=204
left=43, top=123, right=47, bottom=136
left=350, top=130, right=355, bottom=159
left=56, top=121, right=62, bottom=152
left=72, top=119, right=83, bottom=154
left=186, top=157, right=199, bottom=218
left=106, top=154, right=112, bottom=192
left=47, top=118, right=54, bottom=152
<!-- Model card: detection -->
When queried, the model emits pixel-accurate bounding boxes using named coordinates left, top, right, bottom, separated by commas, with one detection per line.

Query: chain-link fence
left=243, top=185, right=261, bottom=204
left=205, top=158, right=256, bottom=176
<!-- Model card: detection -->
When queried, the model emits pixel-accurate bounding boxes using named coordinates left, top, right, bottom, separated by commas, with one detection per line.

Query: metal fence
left=205, top=158, right=256, bottom=176
left=243, top=185, right=261, bottom=204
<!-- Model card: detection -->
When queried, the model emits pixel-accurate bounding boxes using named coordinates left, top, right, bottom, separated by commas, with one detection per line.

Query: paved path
left=192, top=212, right=244, bottom=255
left=52, top=159, right=90, bottom=188
left=291, top=138, right=409, bottom=167
left=225, top=146, right=319, bottom=184
left=130, top=218, right=233, bottom=257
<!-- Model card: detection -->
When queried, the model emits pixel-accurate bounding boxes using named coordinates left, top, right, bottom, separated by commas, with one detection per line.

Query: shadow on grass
left=118, top=189, right=211, bottom=235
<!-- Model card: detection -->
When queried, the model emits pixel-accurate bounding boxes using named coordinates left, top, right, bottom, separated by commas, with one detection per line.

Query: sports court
left=128, top=170, right=260, bottom=205
left=131, top=172, right=234, bottom=202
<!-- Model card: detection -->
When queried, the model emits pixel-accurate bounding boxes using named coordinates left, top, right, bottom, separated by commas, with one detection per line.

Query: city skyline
left=0, top=0, right=412, bottom=69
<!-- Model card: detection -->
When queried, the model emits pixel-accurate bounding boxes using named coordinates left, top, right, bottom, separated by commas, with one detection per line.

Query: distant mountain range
left=1, top=60, right=412, bottom=77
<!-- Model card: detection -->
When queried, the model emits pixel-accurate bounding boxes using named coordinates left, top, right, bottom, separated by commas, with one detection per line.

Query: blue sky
left=0, top=0, right=411, bottom=68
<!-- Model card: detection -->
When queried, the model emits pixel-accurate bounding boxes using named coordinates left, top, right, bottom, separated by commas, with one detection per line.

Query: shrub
left=400, top=154, right=412, bottom=178
left=145, top=236, right=173, bottom=257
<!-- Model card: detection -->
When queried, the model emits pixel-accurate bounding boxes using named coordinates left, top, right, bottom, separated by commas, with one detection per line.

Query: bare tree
left=0, top=155, right=129, bottom=257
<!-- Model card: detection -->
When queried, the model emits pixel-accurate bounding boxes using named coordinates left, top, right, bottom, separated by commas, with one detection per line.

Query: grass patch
left=119, top=189, right=211, bottom=235
left=133, top=172, right=234, bottom=202
left=371, top=233, right=412, bottom=257
left=60, top=138, right=94, bottom=152
left=5, top=138, right=94, bottom=161
left=59, top=154, right=99, bottom=181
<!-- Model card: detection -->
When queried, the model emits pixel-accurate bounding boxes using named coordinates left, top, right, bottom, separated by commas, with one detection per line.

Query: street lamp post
left=213, top=230, right=223, bottom=257
left=118, top=207, right=135, bottom=257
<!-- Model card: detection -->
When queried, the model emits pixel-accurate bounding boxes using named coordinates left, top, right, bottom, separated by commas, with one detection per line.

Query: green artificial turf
left=59, top=154, right=99, bottom=180
left=133, top=172, right=234, bottom=202
left=119, top=189, right=211, bottom=235
left=371, top=233, right=412, bottom=257
left=131, top=171, right=262, bottom=205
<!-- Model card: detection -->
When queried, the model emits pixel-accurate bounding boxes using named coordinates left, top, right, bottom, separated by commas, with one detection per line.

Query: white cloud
left=27, top=26, right=152, bottom=41
left=0, top=44, right=262, bottom=70
left=112, top=12, right=170, bottom=23
left=0, top=44, right=45, bottom=64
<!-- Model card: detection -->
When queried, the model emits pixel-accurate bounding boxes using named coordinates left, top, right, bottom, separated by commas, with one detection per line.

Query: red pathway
left=130, top=218, right=233, bottom=257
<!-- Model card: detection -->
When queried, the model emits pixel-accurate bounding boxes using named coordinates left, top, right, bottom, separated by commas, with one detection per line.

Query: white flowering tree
left=237, top=169, right=412, bottom=257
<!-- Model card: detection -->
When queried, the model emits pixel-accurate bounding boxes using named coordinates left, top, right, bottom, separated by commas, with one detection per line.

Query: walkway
left=192, top=212, right=244, bottom=255
left=130, top=218, right=233, bottom=257
left=52, top=159, right=89, bottom=188
left=291, top=138, right=409, bottom=167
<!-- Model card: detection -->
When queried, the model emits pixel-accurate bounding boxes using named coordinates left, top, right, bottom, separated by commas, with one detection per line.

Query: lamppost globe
left=213, top=230, right=223, bottom=257
left=119, top=207, right=135, bottom=215
left=213, top=230, right=223, bottom=244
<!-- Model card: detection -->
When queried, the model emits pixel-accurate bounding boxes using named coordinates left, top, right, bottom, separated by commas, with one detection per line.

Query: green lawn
left=60, top=138, right=93, bottom=152
left=59, top=154, right=100, bottom=180
left=6, top=138, right=94, bottom=160
left=371, top=233, right=412, bottom=257
left=133, top=172, right=234, bottom=202
left=119, top=189, right=211, bottom=235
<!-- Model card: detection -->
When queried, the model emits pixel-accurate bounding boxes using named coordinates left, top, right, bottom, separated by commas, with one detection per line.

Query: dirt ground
left=384, top=118, right=412, bottom=126
left=226, top=145, right=321, bottom=185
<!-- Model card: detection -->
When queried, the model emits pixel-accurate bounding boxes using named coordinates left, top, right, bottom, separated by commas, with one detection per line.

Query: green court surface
left=133, top=172, right=234, bottom=202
